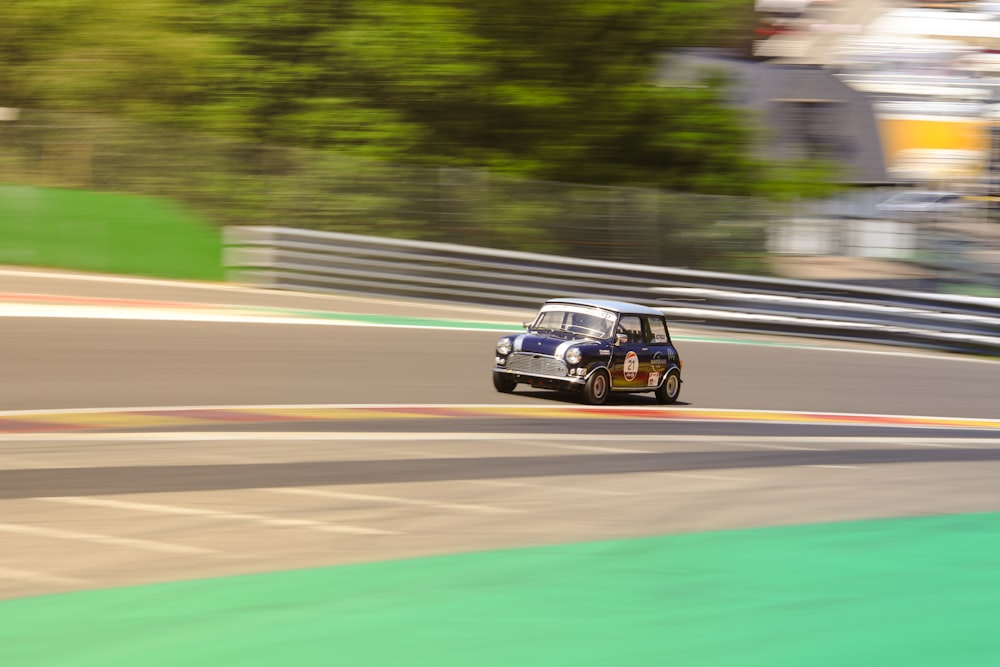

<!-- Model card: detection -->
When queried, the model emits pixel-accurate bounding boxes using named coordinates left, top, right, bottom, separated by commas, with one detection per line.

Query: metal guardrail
left=224, top=226, right=1000, bottom=356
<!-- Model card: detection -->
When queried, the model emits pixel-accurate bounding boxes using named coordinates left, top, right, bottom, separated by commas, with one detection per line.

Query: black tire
left=493, top=371, right=517, bottom=393
left=582, top=369, right=610, bottom=405
left=655, top=369, right=681, bottom=404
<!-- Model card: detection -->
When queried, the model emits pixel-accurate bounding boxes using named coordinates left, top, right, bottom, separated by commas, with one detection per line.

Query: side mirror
left=615, top=333, right=628, bottom=346
left=523, top=321, right=532, bottom=329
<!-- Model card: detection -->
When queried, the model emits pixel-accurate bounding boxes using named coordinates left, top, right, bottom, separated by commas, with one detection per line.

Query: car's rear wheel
left=655, top=369, right=681, bottom=404
left=493, top=371, right=517, bottom=393
left=582, top=369, right=610, bottom=405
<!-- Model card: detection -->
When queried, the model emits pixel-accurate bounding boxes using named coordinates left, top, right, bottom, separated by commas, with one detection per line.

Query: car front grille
left=507, top=352, right=568, bottom=377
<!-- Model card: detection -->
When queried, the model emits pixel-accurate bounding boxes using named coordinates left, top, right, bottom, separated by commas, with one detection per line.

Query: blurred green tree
left=0, top=1, right=227, bottom=122
left=3, top=0, right=785, bottom=196
left=177, top=0, right=765, bottom=193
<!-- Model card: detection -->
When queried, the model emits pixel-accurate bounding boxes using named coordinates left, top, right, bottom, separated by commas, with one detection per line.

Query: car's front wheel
left=493, top=371, right=517, bottom=393
left=655, top=369, right=681, bottom=404
left=582, top=369, right=610, bottom=405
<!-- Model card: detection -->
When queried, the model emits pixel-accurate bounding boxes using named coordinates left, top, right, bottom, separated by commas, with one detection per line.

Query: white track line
left=0, top=268, right=531, bottom=318
left=39, top=496, right=396, bottom=536
left=506, top=440, right=653, bottom=454
left=0, top=522, right=214, bottom=554
left=268, top=488, right=522, bottom=515
left=473, top=480, right=639, bottom=496
left=3, top=432, right=999, bottom=445
left=0, top=268, right=235, bottom=290
left=2, top=402, right=998, bottom=421
left=0, top=566, right=88, bottom=586
left=806, top=465, right=865, bottom=469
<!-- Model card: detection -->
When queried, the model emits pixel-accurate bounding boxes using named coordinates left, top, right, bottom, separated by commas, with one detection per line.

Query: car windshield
left=531, top=305, right=616, bottom=339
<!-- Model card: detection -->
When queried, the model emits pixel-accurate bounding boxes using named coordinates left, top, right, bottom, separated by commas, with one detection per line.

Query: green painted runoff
left=3, top=512, right=1000, bottom=666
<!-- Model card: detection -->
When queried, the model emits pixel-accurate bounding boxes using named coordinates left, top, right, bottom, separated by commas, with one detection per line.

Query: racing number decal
left=623, top=351, right=639, bottom=381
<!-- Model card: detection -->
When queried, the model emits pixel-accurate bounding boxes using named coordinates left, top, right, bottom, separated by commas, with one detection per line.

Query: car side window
left=617, top=315, right=643, bottom=344
left=644, top=316, right=671, bottom=345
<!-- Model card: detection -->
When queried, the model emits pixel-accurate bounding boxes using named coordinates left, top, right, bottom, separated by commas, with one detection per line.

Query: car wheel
left=655, top=369, right=681, bottom=404
left=582, top=369, right=610, bottom=405
left=493, top=371, right=517, bottom=393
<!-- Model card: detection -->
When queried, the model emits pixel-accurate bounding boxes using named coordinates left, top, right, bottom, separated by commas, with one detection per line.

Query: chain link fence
left=0, top=109, right=777, bottom=274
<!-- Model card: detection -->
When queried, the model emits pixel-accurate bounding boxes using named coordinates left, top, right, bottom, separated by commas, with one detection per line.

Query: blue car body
left=492, top=298, right=683, bottom=405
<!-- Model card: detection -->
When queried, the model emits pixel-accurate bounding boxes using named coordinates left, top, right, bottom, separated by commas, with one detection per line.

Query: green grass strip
left=0, top=184, right=223, bottom=280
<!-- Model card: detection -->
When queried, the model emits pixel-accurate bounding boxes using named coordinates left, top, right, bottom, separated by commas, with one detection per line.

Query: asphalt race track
left=2, top=267, right=1000, bottom=666
left=4, top=299, right=999, bottom=417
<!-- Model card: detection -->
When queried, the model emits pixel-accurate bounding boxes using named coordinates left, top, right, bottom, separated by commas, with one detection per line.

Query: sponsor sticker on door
left=623, top=351, right=639, bottom=381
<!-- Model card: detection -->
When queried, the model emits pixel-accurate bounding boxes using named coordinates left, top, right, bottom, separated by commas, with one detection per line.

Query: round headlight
left=565, top=346, right=582, bottom=365
left=497, top=337, right=513, bottom=355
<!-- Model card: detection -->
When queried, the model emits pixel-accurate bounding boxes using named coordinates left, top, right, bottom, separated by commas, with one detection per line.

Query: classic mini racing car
left=492, top=298, right=682, bottom=405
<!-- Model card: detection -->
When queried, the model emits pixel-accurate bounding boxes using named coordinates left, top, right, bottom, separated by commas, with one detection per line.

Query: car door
left=610, top=315, right=649, bottom=389
left=642, top=315, right=679, bottom=389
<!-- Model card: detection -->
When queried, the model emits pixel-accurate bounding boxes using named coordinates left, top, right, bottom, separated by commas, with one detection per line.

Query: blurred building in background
left=745, top=0, right=1000, bottom=289
left=751, top=0, right=1000, bottom=191
left=662, top=49, right=891, bottom=184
